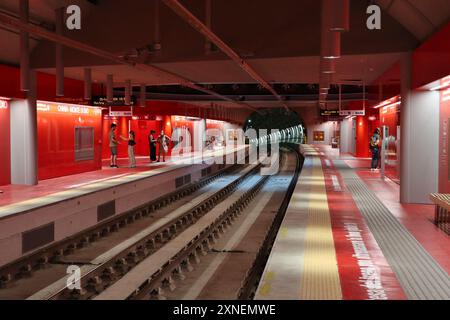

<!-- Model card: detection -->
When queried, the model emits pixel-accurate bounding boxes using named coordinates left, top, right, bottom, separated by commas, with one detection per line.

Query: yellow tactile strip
left=299, top=150, right=342, bottom=300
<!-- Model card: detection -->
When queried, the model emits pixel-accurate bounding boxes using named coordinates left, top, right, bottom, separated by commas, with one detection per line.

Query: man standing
left=109, top=123, right=120, bottom=168
left=370, top=128, right=381, bottom=171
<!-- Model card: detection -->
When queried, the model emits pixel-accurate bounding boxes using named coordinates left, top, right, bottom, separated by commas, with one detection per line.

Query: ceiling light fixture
left=374, top=101, right=401, bottom=109
left=429, top=76, right=450, bottom=91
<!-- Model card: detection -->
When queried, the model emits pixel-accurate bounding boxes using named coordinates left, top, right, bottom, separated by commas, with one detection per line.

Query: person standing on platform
left=157, top=130, right=171, bottom=162
left=149, top=130, right=157, bottom=162
left=121, top=130, right=136, bottom=168
left=109, top=123, right=120, bottom=168
left=370, top=128, right=381, bottom=171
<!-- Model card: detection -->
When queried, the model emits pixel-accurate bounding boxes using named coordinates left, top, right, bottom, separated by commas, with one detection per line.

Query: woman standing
left=157, top=130, right=171, bottom=162
left=149, top=130, right=157, bottom=162
left=121, top=131, right=136, bottom=168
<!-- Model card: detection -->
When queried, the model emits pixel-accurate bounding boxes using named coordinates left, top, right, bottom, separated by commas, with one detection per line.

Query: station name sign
left=37, top=101, right=102, bottom=116
left=320, top=110, right=340, bottom=116
left=109, top=110, right=133, bottom=117
left=339, top=110, right=365, bottom=116
left=92, top=96, right=136, bottom=107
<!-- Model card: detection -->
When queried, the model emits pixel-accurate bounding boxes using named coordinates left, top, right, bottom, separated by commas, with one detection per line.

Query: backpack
left=369, top=135, right=379, bottom=150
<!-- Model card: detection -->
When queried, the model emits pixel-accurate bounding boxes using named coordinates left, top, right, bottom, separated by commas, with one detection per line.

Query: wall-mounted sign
left=339, top=110, right=365, bottom=116
left=92, top=96, right=136, bottom=106
left=109, top=110, right=133, bottom=117
left=36, top=101, right=102, bottom=116
left=55, top=97, right=90, bottom=105
left=320, top=110, right=340, bottom=116
left=0, top=99, right=8, bottom=109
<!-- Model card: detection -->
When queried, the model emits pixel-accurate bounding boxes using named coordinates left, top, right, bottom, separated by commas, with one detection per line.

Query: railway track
left=0, top=164, right=237, bottom=290
left=0, top=162, right=264, bottom=299
left=1, top=148, right=302, bottom=300
left=47, top=165, right=262, bottom=300
left=96, top=173, right=270, bottom=300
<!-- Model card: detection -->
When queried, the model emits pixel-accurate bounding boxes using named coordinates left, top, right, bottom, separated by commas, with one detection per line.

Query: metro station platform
left=256, top=145, right=450, bottom=300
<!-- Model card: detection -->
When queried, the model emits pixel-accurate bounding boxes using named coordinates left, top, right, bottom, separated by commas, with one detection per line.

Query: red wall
left=0, top=65, right=24, bottom=99
left=413, top=23, right=450, bottom=89
left=355, top=116, right=369, bottom=158
left=37, top=102, right=102, bottom=180
left=349, top=101, right=380, bottom=158
left=102, top=117, right=163, bottom=159
left=131, top=120, right=162, bottom=157
left=0, top=99, right=10, bottom=186
left=0, top=65, right=103, bottom=101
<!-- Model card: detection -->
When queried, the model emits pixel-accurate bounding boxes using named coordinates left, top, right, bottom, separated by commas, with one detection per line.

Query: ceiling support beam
left=163, top=0, right=289, bottom=111
left=0, top=10, right=258, bottom=113
left=55, top=7, right=64, bottom=97
left=19, top=0, right=29, bottom=92
left=83, top=67, right=92, bottom=100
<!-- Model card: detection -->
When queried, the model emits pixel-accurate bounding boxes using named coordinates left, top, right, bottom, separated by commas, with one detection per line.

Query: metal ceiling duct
left=84, top=68, right=92, bottom=100
left=125, top=79, right=131, bottom=105
left=329, top=0, right=350, bottom=32
left=321, top=28, right=341, bottom=59
left=55, top=7, right=64, bottom=97
left=319, top=72, right=332, bottom=89
left=19, top=0, right=29, bottom=92
left=140, top=84, right=146, bottom=107
left=321, top=0, right=341, bottom=59
left=320, top=58, right=336, bottom=74
left=106, top=74, right=113, bottom=103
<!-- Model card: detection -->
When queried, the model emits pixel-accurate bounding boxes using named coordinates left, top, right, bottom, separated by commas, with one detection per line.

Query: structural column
left=399, top=53, right=439, bottom=204
left=10, top=71, right=38, bottom=185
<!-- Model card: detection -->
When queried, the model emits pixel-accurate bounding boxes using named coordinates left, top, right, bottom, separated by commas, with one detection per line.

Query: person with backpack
left=370, top=128, right=381, bottom=171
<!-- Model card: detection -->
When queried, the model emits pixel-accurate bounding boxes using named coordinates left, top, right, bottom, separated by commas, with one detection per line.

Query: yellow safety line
left=299, top=154, right=342, bottom=300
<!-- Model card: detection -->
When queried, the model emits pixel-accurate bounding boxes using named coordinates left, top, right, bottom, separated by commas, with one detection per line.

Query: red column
left=355, top=116, right=369, bottom=158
